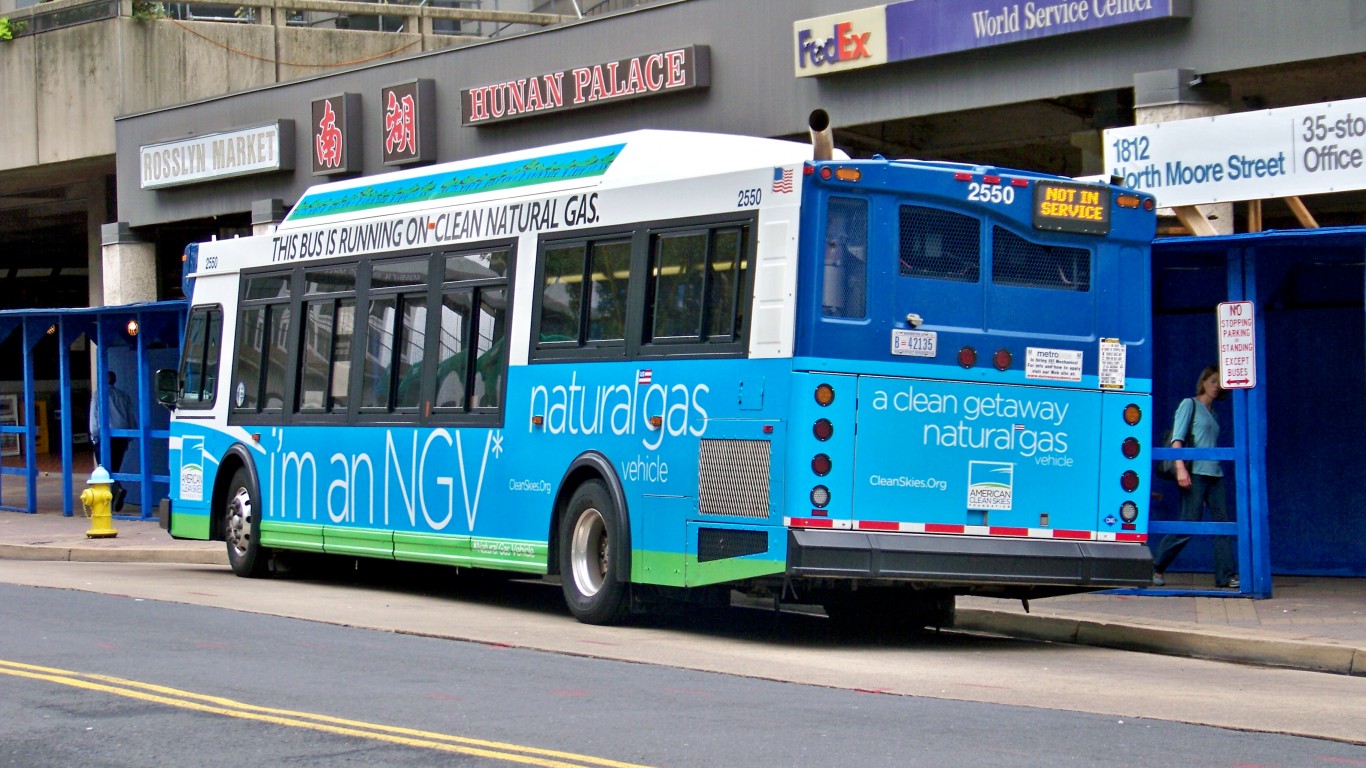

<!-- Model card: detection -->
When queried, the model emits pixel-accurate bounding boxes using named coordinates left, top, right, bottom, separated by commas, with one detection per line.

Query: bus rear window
left=897, top=205, right=981, bottom=283
left=991, top=227, right=1091, bottom=291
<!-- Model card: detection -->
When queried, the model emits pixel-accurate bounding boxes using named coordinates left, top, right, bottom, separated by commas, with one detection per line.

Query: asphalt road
left=1, top=560, right=1364, bottom=767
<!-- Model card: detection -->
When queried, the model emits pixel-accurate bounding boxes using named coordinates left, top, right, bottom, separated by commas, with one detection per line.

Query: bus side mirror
left=155, top=369, right=179, bottom=410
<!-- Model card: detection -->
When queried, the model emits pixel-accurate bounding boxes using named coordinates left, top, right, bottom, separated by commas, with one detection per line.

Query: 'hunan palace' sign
left=460, top=45, right=710, bottom=126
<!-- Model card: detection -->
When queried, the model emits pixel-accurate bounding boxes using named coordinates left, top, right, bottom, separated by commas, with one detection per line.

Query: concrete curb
left=955, top=608, right=1366, bottom=677
left=0, top=544, right=228, bottom=566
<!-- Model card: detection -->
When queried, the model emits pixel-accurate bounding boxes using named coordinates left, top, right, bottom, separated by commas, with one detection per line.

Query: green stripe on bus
left=631, top=549, right=785, bottom=588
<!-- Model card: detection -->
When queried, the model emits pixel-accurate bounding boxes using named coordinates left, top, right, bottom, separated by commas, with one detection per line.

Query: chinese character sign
left=311, top=94, right=360, bottom=176
left=316, top=101, right=343, bottom=170
left=381, top=80, right=434, bottom=166
left=384, top=91, right=416, bottom=157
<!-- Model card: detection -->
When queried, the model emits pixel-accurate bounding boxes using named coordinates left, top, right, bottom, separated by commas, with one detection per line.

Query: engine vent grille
left=698, top=439, right=770, bottom=518
left=698, top=528, right=768, bottom=563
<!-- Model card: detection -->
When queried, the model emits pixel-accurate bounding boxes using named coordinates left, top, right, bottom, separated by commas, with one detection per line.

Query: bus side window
left=232, top=273, right=292, bottom=413
left=823, top=197, right=868, bottom=318
left=436, top=246, right=511, bottom=416
left=180, top=306, right=222, bottom=406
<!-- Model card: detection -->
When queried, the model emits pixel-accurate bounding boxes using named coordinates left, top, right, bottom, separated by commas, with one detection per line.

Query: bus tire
left=559, top=480, right=629, bottom=625
left=224, top=467, right=269, bottom=578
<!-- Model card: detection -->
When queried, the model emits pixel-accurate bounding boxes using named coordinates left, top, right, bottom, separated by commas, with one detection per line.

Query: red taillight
left=983, top=175, right=1001, bottom=185
left=1010, top=177, right=1030, bottom=187
left=958, top=347, right=978, bottom=368
left=1122, top=437, right=1141, bottom=459
left=1120, top=470, right=1140, bottom=492
left=812, top=454, right=832, bottom=476
left=1143, top=198, right=1155, bottom=211
left=993, top=348, right=1012, bottom=371
left=820, top=167, right=833, bottom=180
left=813, top=419, right=834, bottom=441
left=954, top=171, right=972, bottom=181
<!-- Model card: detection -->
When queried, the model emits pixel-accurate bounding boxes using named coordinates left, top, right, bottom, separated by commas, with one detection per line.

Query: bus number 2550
left=966, top=183, right=1015, bottom=205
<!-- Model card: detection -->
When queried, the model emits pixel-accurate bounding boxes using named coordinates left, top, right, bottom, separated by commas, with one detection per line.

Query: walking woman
left=1152, top=365, right=1238, bottom=588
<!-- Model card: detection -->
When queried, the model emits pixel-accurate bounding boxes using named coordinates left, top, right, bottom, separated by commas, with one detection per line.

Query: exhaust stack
left=809, top=109, right=834, bottom=161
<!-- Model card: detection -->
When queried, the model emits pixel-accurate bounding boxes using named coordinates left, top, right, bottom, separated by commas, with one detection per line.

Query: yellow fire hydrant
left=81, top=466, right=119, bottom=539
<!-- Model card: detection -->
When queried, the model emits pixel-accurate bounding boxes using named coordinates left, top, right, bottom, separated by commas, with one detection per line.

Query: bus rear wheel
left=559, top=480, right=629, bottom=625
left=224, top=468, right=269, bottom=578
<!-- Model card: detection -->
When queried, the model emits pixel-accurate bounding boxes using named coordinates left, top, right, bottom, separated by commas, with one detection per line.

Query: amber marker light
left=1123, top=403, right=1143, bottom=426
left=814, top=383, right=835, bottom=406
left=834, top=167, right=862, bottom=182
left=648, top=415, right=664, bottom=430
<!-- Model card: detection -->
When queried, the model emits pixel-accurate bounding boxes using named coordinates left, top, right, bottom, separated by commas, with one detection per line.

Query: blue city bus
left=159, top=118, right=1158, bottom=626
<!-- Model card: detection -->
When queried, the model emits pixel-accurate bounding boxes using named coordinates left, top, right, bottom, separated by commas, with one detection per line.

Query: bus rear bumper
left=786, top=529, right=1153, bottom=589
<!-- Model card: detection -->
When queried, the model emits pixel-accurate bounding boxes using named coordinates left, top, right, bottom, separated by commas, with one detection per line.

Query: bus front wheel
left=559, top=480, right=629, bottom=625
left=224, top=467, right=269, bottom=578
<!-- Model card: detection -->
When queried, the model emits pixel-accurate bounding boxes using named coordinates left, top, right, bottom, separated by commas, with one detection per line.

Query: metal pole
left=135, top=309, right=151, bottom=519
left=1245, top=249, right=1272, bottom=597
left=58, top=316, right=75, bottom=516
left=21, top=318, right=38, bottom=512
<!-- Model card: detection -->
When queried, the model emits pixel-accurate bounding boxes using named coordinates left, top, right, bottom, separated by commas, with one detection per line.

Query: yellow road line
left=0, top=659, right=653, bottom=768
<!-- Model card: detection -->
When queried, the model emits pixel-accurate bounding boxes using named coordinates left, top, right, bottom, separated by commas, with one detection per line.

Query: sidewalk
left=1, top=471, right=1363, bottom=676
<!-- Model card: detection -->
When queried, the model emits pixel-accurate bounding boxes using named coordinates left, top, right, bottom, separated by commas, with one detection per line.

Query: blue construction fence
left=0, top=302, right=187, bottom=519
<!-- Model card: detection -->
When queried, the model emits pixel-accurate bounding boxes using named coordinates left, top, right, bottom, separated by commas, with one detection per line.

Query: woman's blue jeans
left=1152, top=474, right=1236, bottom=586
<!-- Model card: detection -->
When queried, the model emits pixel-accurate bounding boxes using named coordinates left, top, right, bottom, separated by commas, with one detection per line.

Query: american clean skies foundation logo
left=967, top=461, right=1014, bottom=511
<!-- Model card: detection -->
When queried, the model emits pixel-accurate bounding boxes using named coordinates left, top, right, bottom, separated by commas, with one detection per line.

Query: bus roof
left=280, top=129, right=819, bottom=230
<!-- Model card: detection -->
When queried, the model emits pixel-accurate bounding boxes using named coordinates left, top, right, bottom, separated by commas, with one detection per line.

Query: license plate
left=891, top=329, right=937, bottom=357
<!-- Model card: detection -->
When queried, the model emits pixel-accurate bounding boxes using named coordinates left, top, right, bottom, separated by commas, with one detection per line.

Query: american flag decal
left=637, top=369, right=652, bottom=385
left=771, top=167, right=794, bottom=193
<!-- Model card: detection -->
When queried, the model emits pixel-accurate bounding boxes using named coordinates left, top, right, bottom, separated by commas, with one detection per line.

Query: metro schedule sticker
left=1025, top=347, right=1083, bottom=382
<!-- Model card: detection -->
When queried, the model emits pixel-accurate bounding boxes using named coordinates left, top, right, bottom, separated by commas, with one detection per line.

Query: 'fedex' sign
left=794, top=6, right=888, bottom=77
